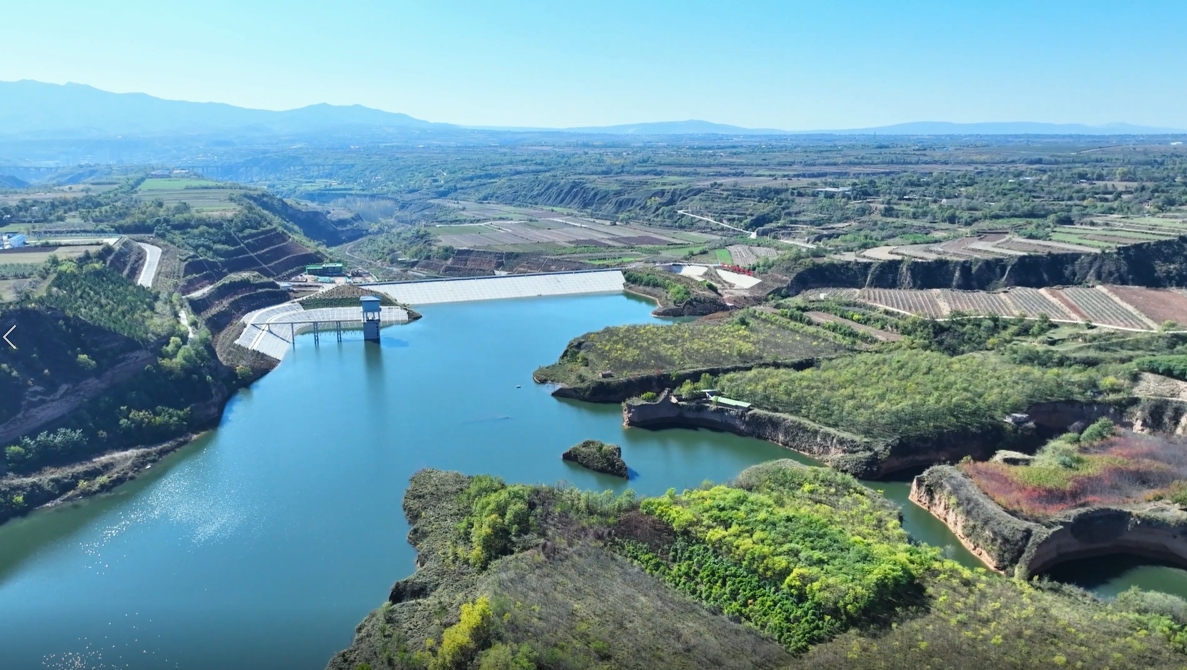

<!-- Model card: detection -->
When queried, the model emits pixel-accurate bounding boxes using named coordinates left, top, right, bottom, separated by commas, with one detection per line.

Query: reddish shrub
left=962, top=432, right=1187, bottom=518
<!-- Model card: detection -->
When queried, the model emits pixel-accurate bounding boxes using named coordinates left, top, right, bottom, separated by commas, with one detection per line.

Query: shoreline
left=0, top=432, right=205, bottom=525
left=619, top=392, right=1113, bottom=479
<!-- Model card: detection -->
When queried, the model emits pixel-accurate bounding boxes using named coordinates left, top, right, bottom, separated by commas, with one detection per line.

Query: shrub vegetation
left=962, top=426, right=1187, bottom=518
left=717, top=349, right=1102, bottom=439
left=535, top=308, right=848, bottom=385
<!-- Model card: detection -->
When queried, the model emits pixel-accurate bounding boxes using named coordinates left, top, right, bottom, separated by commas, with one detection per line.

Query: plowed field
left=939, top=290, right=1017, bottom=317
left=1057, top=287, right=1150, bottom=329
left=859, top=288, right=945, bottom=317
left=1107, top=286, right=1187, bottom=326
left=1004, top=288, right=1074, bottom=320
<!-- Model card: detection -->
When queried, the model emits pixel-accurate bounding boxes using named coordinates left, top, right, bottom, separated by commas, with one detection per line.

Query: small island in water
left=562, top=440, right=629, bottom=478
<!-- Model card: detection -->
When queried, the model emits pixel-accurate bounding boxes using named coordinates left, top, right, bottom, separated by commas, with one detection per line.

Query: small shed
left=360, top=296, right=382, bottom=315
left=713, top=397, right=752, bottom=410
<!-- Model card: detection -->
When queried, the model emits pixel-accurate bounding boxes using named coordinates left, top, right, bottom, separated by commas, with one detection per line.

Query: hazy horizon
left=3, top=1, right=1187, bottom=130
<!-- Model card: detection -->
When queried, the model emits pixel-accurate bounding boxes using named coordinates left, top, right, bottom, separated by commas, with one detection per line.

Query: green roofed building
left=306, top=263, right=344, bottom=277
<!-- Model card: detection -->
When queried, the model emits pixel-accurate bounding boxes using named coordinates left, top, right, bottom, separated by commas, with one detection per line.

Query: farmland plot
left=805, top=311, right=901, bottom=341
left=858, top=289, right=946, bottom=317
left=935, top=237, right=999, bottom=259
left=996, top=238, right=1098, bottom=254
left=1107, top=285, right=1187, bottom=326
left=938, top=290, right=1017, bottom=317
left=1004, top=288, right=1075, bottom=320
left=802, top=287, right=858, bottom=301
left=726, top=244, right=777, bottom=266
left=1057, top=287, right=1151, bottom=330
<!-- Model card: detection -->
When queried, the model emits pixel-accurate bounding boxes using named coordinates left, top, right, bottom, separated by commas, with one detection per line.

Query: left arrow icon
left=3, top=325, right=15, bottom=349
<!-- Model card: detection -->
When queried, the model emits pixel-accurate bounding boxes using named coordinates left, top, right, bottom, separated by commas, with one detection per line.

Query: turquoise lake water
left=0, top=292, right=1176, bottom=669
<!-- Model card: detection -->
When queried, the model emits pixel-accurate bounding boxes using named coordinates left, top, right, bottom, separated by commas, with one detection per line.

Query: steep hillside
left=242, top=192, right=370, bottom=246
left=778, top=236, right=1187, bottom=295
left=0, top=256, right=242, bottom=521
left=152, top=205, right=325, bottom=293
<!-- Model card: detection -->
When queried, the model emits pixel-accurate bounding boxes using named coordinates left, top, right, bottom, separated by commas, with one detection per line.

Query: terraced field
left=938, top=289, right=1016, bottom=316
left=858, top=288, right=945, bottom=317
left=800, top=287, right=859, bottom=301
left=805, top=311, right=901, bottom=341
left=1002, top=287, right=1074, bottom=320
left=178, top=227, right=322, bottom=293
left=1059, top=286, right=1151, bottom=330
left=726, top=245, right=777, bottom=265
left=135, top=178, right=245, bottom=215
left=804, top=284, right=1181, bottom=332
left=1107, top=285, right=1187, bottom=326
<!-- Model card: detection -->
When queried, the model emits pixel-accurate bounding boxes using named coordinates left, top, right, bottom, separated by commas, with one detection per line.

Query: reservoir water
left=0, top=293, right=1171, bottom=669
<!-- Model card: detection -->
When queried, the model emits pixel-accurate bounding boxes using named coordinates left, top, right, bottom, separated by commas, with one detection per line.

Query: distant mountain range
left=826, top=121, right=1187, bottom=136
left=0, top=80, right=449, bottom=139
left=0, top=80, right=1184, bottom=139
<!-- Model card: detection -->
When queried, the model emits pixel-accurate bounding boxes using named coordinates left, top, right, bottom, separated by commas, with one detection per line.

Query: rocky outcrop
left=562, top=439, right=628, bottom=478
left=624, top=286, right=731, bottom=318
left=910, top=465, right=1187, bottom=579
left=624, top=392, right=1036, bottom=479
left=1130, top=397, right=1187, bottom=435
left=0, top=435, right=194, bottom=525
left=910, top=466, right=1041, bottom=573
left=779, top=236, right=1187, bottom=295
left=1021, top=506, right=1187, bottom=577
left=624, top=392, right=883, bottom=476
left=1025, top=400, right=1126, bottom=432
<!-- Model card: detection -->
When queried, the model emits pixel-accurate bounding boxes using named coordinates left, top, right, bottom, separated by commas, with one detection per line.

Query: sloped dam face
left=0, top=292, right=1181, bottom=669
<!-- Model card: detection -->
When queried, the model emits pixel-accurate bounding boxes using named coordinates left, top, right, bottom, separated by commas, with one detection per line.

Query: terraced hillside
left=167, top=213, right=325, bottom=293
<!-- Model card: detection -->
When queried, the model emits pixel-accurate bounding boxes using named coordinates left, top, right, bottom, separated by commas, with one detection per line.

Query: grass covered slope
left=621, top=268, right=729, bottom=316
left=331, top=462, right=1187, bottom=670
left=717, top=349, right=1104, bottom=440
left=535, top=308, right=850, bottom=388
left=328, top=469, right=793, bottom=670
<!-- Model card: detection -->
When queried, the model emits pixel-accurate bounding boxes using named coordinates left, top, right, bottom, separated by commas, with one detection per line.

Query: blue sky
left=2, top=0, right=1185, bottom=129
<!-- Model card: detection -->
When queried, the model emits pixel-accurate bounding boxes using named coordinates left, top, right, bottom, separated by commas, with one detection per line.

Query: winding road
left=678, top=210, right=757, bottom=239
left=136, top=242, right=162, bottom=288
